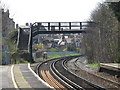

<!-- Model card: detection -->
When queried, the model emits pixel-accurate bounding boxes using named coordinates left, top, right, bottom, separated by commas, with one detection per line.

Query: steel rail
left=74, top=58, right=120, bottom=87
left=62, top=58, right=107, bottom=90
left=51, top=57, right=84, bottom=90
left=36, top=55, right=113, bottom=90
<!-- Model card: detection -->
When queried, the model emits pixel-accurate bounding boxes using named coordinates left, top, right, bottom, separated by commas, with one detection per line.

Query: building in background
left=0, top=9, right=15, bottom=37
left=0, top=9, right=15, bottom=64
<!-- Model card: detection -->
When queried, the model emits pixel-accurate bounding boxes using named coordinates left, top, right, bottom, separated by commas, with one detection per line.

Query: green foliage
left=2, top=29, right=18, bottom=64
left=109, top=2, right=120, bottom=63
left=49, top=48, right=59, bottom=52
left=88, top=63, right=100, bottom=68
left=48, top=55, right=61, bottom=58
left=76, top=48, right=81, bottom=53
left=36, top=58, right=44, bottom=62
left=33, top=43, right=45, bottom=52
left=16, top=60, right=29, bottom=64
left=67, top=44, right=76, bottom=51
left=10, top=50, right=20, bottom=64
left=65, top=54, right=80, bottom=56
left=8, top=29, right=18, bottom=44
left=83, top=2, right=118, bottom=63
left=10, top=50, right=31, bottom=63
left=48, top=53, right=80, bottom=59
left=109, top=2, right=120, bottom=22
left=19, top=50, right=31, bottom=61
left=3, top=29, right=18, bottom=52
left=116, top=52, right=120, bottom=63
left=3, top=29, right=31, bottom=63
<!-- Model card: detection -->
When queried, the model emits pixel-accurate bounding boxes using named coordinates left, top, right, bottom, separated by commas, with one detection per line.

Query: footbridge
left=17, top=22, right=96, bottom=62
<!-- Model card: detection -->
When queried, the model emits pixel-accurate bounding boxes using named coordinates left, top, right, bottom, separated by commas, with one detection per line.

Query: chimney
left=6, top=10, right=9, bottom=17
left=16, top=24, right=19, bottom=29
left=26, top=23, right=29, bottom=26
left=30, top=23, right=32, bottom=27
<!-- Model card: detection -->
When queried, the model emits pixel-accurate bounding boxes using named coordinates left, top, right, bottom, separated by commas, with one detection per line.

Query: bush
left=116, top=52, right=120, bottom=63
left=20, top=51, right=31, bottom=62
left=10, top=50, right=31, bottom=63
left=67, top=44, right=76, bottom=51
left=10, top=50, right=20, bottom=64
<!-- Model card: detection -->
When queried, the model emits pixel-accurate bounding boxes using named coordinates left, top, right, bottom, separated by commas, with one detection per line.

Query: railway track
left=73, top=58, right=120, bottom=88
left=35, top=55, right=119, bottom=90
left=36, top=57, right=68, bottom=90
left=52, top=56, right=107, bottom=90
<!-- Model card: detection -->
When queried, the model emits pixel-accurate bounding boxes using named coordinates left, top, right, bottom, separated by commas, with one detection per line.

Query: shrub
left=116, top=52, right=120, bottom=63
left=20, top=51, right=31, bottom=62
left=67, top=44, right=76, bottom=51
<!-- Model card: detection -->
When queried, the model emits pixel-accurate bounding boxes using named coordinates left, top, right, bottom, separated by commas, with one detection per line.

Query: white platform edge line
left=11, top=65, right=19, bottom=90
left=28, top=63, right=55, bottom=89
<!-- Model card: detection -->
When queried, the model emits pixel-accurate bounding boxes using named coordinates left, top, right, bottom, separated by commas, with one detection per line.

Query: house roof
left=65, top=38, right=73, bottom=43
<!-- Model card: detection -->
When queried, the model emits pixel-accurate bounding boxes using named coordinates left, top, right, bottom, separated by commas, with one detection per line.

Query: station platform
left=13, top=64, right=53, bottom=89
left=100, top=63, right=120, bottom=71
left=100, top=63, right=120, bottom=76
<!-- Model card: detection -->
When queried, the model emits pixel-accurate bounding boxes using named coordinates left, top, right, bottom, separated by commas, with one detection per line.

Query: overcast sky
left=1, top=0, right=104, bottom=25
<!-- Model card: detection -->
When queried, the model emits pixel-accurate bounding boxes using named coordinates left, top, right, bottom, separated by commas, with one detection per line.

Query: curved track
left=73, top=58, right=120, bottom=88
left=36, top=55, right=118, bottom=90
left=51, top=56, right=106, bottom=90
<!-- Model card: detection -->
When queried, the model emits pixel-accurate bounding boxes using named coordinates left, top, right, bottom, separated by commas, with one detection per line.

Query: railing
left=31, top=22, right=96, bottom=31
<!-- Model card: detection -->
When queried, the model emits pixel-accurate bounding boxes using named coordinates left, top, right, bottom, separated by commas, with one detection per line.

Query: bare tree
left=82, top=3, right=118, bottom=63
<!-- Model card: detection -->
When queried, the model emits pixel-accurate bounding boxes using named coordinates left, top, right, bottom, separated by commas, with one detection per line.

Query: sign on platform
left=2, top=34, right=7, bottom=37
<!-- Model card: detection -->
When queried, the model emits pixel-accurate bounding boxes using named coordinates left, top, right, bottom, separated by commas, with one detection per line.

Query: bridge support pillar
left=29, top=25, right=34, bottom=63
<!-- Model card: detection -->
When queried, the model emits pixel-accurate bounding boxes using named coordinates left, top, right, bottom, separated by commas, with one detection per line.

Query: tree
left=4, top=29, right=18, bottom=52
left=3, top=29, right=18, bottom=63
left=33, top=43, right=45, bottom=52
left=82, top=3, right=118, bottom=63
left=108, top=2, right=120, bottom=22
left=67, top=44, right=76, bottom=51
left=108, top=2, right=120, bottom=63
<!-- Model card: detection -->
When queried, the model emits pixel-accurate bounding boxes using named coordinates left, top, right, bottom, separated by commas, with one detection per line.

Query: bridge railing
left=32, top=22, right=95, bottom=31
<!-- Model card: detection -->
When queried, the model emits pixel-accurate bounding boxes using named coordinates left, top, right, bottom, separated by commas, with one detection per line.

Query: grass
left=48, top=53, right=80, bottom=59
left=88, top=63, right=100, bottom=68
left=35, top=53, right=80, bottom=62
left=35, top=58, right=44, bottom=62
left=16, top=60, right=29, bottom=64
left=48, top=55, right=61, bottom=58
left=65, top=54, right=80, bottom=56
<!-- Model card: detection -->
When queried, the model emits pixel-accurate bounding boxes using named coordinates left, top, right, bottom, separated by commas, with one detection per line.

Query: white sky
left=1, top=0, right=104, bottom=25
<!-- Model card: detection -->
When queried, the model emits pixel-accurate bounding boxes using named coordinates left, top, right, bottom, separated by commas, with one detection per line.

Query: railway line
left=35, top=55, right=120, bottom=90
left=66, top=58, right=120, bottom=89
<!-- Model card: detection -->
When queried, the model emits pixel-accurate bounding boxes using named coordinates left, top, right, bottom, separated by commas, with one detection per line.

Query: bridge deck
left=32, top=30, right=86, bottom=36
